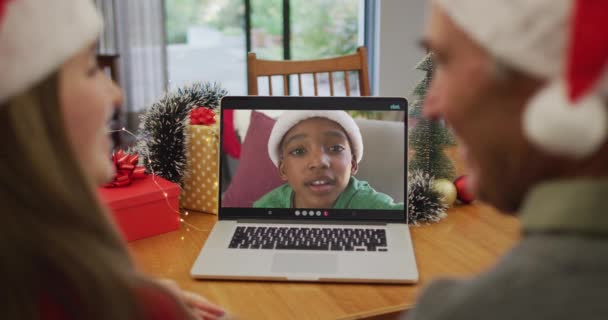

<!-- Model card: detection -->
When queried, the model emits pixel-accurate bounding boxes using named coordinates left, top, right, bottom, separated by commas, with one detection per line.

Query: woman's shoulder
left=41, top=285, right=187, bottom=320
left=135, top=285, right=188, bottom=320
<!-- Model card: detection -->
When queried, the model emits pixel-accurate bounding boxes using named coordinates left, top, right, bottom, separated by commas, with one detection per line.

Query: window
left=165, top=0, right=370, bottom=95
left=165, top=0, right=246, bottom=93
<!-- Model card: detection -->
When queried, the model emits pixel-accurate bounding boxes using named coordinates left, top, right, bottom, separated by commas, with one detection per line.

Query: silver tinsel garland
left=135, top=82, right=228, bottom=183
left=407, top=170, right=447, bottom=225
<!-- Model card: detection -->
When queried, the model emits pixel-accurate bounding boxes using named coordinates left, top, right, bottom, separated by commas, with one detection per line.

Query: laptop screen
left=219, top=96, right=407, bottom=222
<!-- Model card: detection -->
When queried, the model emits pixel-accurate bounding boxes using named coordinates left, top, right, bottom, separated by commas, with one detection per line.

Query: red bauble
left=454, top=175, right=475, bottom=204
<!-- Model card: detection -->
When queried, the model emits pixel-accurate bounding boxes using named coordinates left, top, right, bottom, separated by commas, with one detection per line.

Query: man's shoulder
left=408, top=234, right=608, bottom=320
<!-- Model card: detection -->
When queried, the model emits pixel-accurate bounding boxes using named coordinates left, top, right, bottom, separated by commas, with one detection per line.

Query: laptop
left=191, top=96, right=418, bottom=283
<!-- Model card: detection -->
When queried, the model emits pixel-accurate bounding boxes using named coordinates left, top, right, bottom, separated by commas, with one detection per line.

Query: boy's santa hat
left=436, top=0, right=608, bottom=158
left=0, top=0, right=103, bottom=103
left=268, top=110, right=364, bottom=167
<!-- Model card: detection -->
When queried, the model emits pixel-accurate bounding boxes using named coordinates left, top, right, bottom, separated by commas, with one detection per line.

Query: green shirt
left=520, top=177, right=608, bottom=234
left=253, top=177, right=404, bottom=210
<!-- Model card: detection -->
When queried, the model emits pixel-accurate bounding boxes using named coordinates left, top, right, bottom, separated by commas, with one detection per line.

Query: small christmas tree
left=408, top=53, right=456, bottom=180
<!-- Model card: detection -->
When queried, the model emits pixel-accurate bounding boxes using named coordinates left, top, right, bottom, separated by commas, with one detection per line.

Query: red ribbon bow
left=103, top=150, right=147, bottom=188
left=190, top=107, right=216, bottom=125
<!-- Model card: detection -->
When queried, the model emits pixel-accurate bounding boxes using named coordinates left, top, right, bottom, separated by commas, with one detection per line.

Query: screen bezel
left=219, top=96, right=408, bottom=223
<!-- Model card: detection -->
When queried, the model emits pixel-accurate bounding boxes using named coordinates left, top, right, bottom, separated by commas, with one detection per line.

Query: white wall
left=375, top=0, right=428, bottom=99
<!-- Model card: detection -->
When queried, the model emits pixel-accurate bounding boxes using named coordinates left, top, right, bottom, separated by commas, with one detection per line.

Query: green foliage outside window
left=291, top=0, right=358, bottom=59
left=165, top=0, right=359, bottom=60
left=165, top=0, right=206, bottom=44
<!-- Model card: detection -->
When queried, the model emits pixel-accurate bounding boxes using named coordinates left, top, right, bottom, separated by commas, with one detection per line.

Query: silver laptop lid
left=219, top=96, right=407, bottom=224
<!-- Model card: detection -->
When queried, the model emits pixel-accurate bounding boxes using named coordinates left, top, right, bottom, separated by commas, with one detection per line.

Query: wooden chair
left=247, top=46, right=371, bottom=96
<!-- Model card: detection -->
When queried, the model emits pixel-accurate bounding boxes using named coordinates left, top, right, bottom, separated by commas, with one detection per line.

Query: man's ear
left=279, top=160, right=289, bottom=181
left=350, top=158, right=359, bottom=175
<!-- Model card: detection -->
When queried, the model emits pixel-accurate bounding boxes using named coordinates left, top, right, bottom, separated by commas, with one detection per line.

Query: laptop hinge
left=231, top=219, right=389, bottom=226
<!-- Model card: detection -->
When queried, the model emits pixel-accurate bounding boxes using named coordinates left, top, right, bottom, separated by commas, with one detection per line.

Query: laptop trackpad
left=271, top=253, right=338, bottom=274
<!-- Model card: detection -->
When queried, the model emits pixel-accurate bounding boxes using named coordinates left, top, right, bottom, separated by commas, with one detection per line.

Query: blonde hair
left=0, top=73, right=191, bottom=319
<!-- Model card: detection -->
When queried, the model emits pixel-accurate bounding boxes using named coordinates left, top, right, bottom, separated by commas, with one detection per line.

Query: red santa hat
left=0, top=0, right=103, bottom=103
left=267, top=110, right=364, bottom=167
left=436, top=0, right=608, bottom=158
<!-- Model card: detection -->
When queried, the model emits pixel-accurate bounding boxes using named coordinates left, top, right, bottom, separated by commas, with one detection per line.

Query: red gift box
left=98, top=175, right=181, bottom=242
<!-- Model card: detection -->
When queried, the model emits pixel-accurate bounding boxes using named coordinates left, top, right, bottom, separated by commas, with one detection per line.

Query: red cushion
left=221, top=109, right=241, bottom=159
left=222, top=111, right=283, bottom=207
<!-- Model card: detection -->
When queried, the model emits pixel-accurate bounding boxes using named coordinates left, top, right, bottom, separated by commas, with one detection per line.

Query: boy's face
left=278, top=117, right=358, bottom=208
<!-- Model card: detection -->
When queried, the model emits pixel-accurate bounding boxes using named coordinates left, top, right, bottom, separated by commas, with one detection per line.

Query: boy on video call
left=253, top=110, right=403, bottom=210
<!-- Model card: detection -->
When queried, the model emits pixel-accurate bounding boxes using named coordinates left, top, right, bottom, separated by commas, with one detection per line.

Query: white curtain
left=96, top=0, right=168, bottom=118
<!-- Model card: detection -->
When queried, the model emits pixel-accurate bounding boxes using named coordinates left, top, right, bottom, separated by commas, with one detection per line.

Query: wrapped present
left=180, top=107, right=220, bottom=214
left=98, top=174, right=181, bottom=242
left=103, top=149, right=146, bottom=187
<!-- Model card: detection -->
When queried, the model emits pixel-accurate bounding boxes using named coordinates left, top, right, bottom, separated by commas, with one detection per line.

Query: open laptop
left=191, top=96, right=417, bottom=283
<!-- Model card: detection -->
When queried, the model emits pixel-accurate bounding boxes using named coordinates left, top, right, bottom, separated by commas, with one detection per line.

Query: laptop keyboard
left=228, top=226, right=388, bottom=252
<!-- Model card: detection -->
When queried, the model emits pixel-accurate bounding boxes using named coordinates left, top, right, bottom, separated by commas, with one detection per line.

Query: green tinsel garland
left=407, top=170, right=447, bottom=225
left=135, top=82, right=228, bottom=183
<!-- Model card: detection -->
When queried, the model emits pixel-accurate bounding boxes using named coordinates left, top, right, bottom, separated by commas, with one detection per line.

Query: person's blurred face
left=59, top=44, right=123, bottom=186
left=422, top=4, right=547, bottom=212
left=279, top=118, right=358, bottom=208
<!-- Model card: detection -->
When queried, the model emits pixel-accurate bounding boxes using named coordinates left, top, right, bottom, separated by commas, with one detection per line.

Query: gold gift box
left=180, top=123, right=220, bottom=214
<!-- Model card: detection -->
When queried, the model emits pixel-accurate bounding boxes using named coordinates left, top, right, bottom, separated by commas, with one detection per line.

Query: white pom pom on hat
left=436, top=0, right=608, bottom=158
left=523, top=0, right=608, bottom=158
left=0, top=0, right=103, bottom=104
left=524, top=80, right=607, bottom=158
left=267, top=110, right=363, bottom=167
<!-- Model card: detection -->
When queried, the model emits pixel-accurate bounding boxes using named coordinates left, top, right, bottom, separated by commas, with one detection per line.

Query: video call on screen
left=221, top=110, right=405, bottom=211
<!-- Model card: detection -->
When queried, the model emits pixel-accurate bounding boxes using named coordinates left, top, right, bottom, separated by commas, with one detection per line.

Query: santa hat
left=0, top=0, right=103, bottom=103
left=436, top=0, right=608, bottom=158
left=267, top=110, right=364, bottom=167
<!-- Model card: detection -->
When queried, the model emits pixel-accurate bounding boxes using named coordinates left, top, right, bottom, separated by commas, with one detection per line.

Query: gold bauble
left=432, top=179, right=457, bottom=207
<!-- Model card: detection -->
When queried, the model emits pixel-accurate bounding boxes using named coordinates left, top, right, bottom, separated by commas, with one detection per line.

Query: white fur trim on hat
left=267, top=110, right=363, bottom=167
left=435, top=0, right=571, bottom=79
left=0, top=0, right=103, bottom=103
left=523, top=80, right=608, bottom=158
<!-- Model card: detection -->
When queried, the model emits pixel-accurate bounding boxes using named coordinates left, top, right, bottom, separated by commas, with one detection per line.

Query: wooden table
left=128, top=204, right=520, bottom=320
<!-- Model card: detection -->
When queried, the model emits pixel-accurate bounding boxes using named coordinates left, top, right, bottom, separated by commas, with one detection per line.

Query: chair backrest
left=247, top=46, right=370, bottom=96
